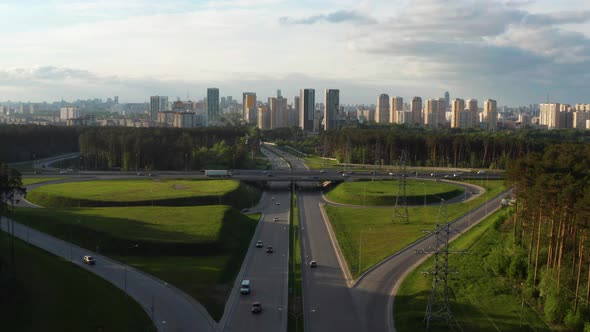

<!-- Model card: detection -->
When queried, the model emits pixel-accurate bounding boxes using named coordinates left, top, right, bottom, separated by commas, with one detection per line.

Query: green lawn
left=325, top=180, right=464, bottom=206
left=394, top=209, right=550, bottom=332
left=26, top=179, right=260, bottom=208
left=325, top=180, right=505, bottom=277
left=289, top=191, right=303, bottom=332
left=0, top=234, right=153, bottom=332
left=12, top=206, right=260, bottom=320
left=22, top=177, right=64, bottom=186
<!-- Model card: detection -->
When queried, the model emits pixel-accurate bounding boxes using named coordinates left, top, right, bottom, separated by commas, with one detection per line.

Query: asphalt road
left=352, top=192, right=506, bottom=332
left=219, top=146, right=291, bottom=332
left=0, top=218, right=216, bottom=332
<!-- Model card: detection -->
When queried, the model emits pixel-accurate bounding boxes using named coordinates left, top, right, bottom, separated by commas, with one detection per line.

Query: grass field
left=325, top=180, right=464, bottom=206
left=12, top=206, right=260, bottom=320
left=394, top=209, right=550, bottom=332
left=325, top=180, right=506, bottom=277
left=288, top=191, right=303, bottom=332
left=26, top=179, right=260, bottom=208
left=21, top=177, right=64, bottom=186
left=0, top=233, right=153, bottom=332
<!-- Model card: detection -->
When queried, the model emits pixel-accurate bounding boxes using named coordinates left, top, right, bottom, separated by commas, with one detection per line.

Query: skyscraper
left=242, top=92, right=257, bottom=125
left=391, top=96, right=403, bottom=123
left=451, top=98, right=465, bottom=128
left=540, top=103, right=560, bottom=129
left=437, top=98, right=447, bottom=127
left=270, top=96, right=288, bottom=129
left=300, top=89, right=315, bottom=131
left=150, top=95, right=168, bottom=122
left=207, top=88, right=220, bottom=126
left=483, top=99, right=498, bottom=131
left=444, top=91, right=450, bottom=110
left=376, top=94, right=389, bottom=123
left=424, top=99, right=439, bottom=127
left=411, top=97, right=422, bottom=125
left=324, top=89, right=339, bottom=130
left=466, top=99, right=478, bottom=128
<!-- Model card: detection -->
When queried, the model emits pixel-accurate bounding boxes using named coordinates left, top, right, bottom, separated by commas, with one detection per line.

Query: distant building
left=466, top=99, right=478, bottom=128
left=324, top=89, right=339, bottom=130
left=300, top=89, right=315, bottom=131
left=391, top=96, right=403, bottom=124
left=257, top=105, right=271, bottom=130
left=410, top=97, right=422, bottom=125
left=451, top=99, right=466, bottom=128
left=60, top=107, right=80, bottom=121
left=444, top=91, right=450, bottom=110
left=270, top=96, right=288, bottom=129
left=376, top=94, right=389, bottom=124
left=539, top=103, right=560, bottom=129
left=242, top=92, right=257, bottom=125
left=483, top=99, right=498, bottom=131
left=207, top=88, right=220, bottom=126
left=157, top=111, right=175, bottom=126
left=173, top=112, right=195, bottom=128
left=150, top=96, right=168, bottom=122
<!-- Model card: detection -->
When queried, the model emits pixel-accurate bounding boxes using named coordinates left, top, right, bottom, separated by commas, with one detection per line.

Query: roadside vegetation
left=21, top=177, right=64, bottom=186
left=26, top=179, right=260, bottom=208
left=395, top=209, right=551, bottom=331
left=13, top=205, right=259, bottom=320
left=325, top=180, right=505, bottom=277
left=288, top=191, right=303, bottom=332
left=0, top=231, right=153, bottom=332
left=325, top=180, right=464, bottom=206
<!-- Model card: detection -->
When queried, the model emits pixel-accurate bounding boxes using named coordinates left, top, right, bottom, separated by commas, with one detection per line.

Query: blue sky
left=0, top=0, right=589, bottom=106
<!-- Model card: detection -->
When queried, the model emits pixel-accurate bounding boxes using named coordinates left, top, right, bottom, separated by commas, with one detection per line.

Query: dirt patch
left=172, top=184, right=187, bottom=190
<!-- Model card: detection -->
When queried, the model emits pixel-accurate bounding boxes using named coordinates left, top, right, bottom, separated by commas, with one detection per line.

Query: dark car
left=251, top=302, right=262, bottom=313
left=309, top=260, right=317, bottom=268
left=266, top=246, right=274, bottom=253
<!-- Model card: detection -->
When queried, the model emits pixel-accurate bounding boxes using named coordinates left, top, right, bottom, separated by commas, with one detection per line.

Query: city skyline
left=0, top=0, right=589, bottom=105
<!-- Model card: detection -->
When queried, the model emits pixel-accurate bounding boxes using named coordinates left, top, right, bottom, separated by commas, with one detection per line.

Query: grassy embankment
left=325, top=180, right=464, bottom=206
left=288, top=191, right=303, bottom=332
left=395, top=209, right=551, bottom=331
left=16, top=179, right=262, bottom=320
left=0, top=233, right=153, bottom=332
left=26, top=179, right=258, bottom=208
left=325, top=180, right=505, bottom=277
left=21, top=177, right=64, bottom=186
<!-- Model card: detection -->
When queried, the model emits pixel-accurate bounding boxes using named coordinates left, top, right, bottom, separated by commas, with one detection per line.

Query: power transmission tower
left=392, top=151, right=409, bottom=223
left=416, top=199, right=462, bottom=330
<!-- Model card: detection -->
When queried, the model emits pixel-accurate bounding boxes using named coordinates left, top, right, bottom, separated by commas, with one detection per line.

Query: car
left=342, top=173, right=349, bottom=177
left=319, top=169, right=326, bottom=173
left=271, top=196, right=275, bottom=201
left=242, top=208, right=249, bottom=213
left=444, top=174, right=451, bottom=178
left=255, top=240, right=263, bottom=248
left=477, top=170, right=486, bottom=175
left=137, top=172, right=144, bottom=176
left=313, top=176, right=319, bottom=179
left=240, top=280, right=251, bottom=294
left=309, top=260, right=317, bottom=268
left=59, top=170, right=67, bottom=174
left=273, top=217, right=278, bottom=222
left=266, top=246, right=274, bottom=253
left=389, top=172, right=394, bottom=176
left=83, top=255, right=95, bottom=265
left=370, top=171, right=375, bottom=175
left=251, top=302, right=262, bottom=313
left=276, top=201, right=280, bottom=205
left=148, top=173, right=156, bottom=177
left=430, top=173, right=437, bottom=177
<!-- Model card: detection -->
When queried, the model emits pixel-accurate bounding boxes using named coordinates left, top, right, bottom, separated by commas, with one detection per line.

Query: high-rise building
left=300, top=89, right=315, bottom=131
left=391, top=96, right=403, bottom=123
left=270, top=96, right=288, bottom=129
left=451, top=98, right=465, bottom=128
left=410, top=97, right=422, bottom=125
left=483, top=99, right=498, bottom=131
left=437, top=98, right=447, bottom=127
left=173, top=112, right=195, bottom=128
left=277, top=89, right=282, bottom=98
left=207, top=88, right=220, bottom=125
left=444, top=91, right=450, bottom=110
left=424, top=99, right=439, bottom=127
left=466, top=99, right=478, bottom=128
left=324, top=89, right=339, bottom=130
left=60, top=107, right=80, bottom=121
left=257, top=105, right=271, bottom=130
left=114, top=96, right=119, bottom=104
left=242, top=92, right=257, bottom=125
left=376, top=94, right=389, bottom=123
left=150, top=96, right=168, bottom=122
left=539, top=103, right=560, bottom=129
left=292, top=96, right=300, bottom=127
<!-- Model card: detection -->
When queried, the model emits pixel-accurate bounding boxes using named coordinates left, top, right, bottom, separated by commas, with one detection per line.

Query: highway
left=219, top=146, right=291, bottom=332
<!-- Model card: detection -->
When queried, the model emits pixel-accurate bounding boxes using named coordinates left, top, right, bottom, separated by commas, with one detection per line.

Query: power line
left=392, top=151, right=409, bottom=223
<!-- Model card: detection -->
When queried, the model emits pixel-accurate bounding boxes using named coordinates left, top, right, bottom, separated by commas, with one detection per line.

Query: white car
left=319, top=169, right=326, bottom=173
left=273, top=217, right=278, bottom=222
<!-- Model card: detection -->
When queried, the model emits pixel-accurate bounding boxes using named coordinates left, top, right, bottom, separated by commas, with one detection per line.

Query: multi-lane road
left=5, top=148, right=505, bottom=332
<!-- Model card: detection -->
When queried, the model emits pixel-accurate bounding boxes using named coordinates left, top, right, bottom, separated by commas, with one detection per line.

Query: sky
left=0, top=0, right=589, bottom=106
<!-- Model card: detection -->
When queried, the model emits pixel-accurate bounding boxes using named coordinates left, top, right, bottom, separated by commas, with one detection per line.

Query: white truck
left=205, top=170, right=232, bottom=177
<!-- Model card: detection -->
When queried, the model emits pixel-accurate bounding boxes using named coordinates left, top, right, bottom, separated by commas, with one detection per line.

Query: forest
left=0, top=125, right=79, bottom=163
left=502, top=143, right=590, bottom=329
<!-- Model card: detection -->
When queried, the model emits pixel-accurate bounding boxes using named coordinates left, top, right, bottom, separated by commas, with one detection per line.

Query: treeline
left=79, top=126, right=261, bottom=171
left=313, top=128, right=590, bottom=169
left=0, top=125, right=79, bottom=163
left=503, top=143, right=590, bottom=329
